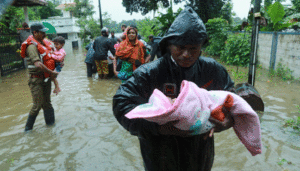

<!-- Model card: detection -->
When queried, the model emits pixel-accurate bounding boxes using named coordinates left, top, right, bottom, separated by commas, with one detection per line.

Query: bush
left=220, top=33, right=251, bottom=66
left=275, top=60, right=294, bottom=80
left=204, top=18, right=230, bottom=56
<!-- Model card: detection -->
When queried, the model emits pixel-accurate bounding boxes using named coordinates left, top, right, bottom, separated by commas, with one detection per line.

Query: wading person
left=93, top=27, right=115, bottom=79
left=22, top=23, right=58, bottom=131
left=110, top=31, right=118, bottom=45
left=114, top=26, right=150, bottom=82
left=113, top=7, right=235, bottom=171
left=85, top=38, right=96, bottom=78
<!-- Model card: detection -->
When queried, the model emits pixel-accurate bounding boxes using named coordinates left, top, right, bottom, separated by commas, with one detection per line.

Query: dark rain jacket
left=112, top=7, right=234, bottom=171
left=93, top=36, right=115, bottom=60
left=113, top=54, right=234, bottom=171
left=149, top=37, right=162, bottom=61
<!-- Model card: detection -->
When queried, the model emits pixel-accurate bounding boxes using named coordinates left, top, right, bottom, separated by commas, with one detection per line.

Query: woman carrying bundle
left=114, top=26, right=150, bottom=82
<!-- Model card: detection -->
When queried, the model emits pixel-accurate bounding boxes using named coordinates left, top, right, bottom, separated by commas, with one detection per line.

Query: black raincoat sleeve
left=113, top=67, right=160, bottom=138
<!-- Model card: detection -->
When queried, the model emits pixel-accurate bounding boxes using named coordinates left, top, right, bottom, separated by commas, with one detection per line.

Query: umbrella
left=42, top=22, right=56, bottom=34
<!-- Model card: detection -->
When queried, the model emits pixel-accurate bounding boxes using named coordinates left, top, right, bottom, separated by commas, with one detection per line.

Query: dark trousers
left=86, top=63, right=93, bottom=77
left=86, top=63, right=97, bottom=77
left=28, top=77, right=53, bottom=116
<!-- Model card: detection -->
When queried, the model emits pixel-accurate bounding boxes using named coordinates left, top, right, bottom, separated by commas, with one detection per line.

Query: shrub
left=204, top=18, right=229, bottom=56
left=275, top=60, right=294, bottom=80
left=220, top=33, right=251, bottom=66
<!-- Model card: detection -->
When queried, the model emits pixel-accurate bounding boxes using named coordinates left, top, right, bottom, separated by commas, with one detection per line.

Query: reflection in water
left=0, top=51, right=299, bottom=170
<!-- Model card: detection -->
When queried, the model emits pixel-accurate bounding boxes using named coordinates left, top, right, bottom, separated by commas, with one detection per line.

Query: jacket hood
left=159, top=7, right=208, bottom=55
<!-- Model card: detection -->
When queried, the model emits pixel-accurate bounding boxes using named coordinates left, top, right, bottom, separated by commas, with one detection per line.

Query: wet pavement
left=0, top=51, right=299, bottom=171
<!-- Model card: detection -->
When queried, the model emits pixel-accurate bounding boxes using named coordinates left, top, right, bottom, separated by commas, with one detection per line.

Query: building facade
left=29, top=2, right=82, bottom=53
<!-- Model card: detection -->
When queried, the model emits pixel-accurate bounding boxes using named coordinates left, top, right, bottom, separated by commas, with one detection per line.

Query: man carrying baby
left=113, top=7, right=235, bottom=171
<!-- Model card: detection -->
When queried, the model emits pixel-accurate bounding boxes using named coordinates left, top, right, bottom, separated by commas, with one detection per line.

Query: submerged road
left=0, top=50, right=299, bottom=170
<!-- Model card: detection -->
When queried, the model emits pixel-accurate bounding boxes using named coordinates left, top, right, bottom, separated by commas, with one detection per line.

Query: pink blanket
left=125, top=80, right=262, bottom=156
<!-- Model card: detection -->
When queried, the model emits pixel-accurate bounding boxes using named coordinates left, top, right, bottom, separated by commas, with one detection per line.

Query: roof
left=55, top=3, right=76, bottom=10
left=12, top=0, right=47, bottom=7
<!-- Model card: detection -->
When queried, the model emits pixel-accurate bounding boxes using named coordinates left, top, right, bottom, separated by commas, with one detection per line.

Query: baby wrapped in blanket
left=125, top=80, right=262, bottom=156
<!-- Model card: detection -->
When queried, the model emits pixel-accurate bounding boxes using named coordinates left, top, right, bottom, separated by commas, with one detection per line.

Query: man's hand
left=204, top=107, right=234, bottom=140
left=145, top=54, right=151, bottom=63
left=159, top=120, right=194, bottom=137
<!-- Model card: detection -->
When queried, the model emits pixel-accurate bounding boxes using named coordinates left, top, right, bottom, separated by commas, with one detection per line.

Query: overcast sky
left=63, top=0, right=292, bottom=23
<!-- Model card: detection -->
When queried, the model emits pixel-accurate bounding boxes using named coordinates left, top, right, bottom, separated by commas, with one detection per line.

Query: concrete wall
left=257, top=32, right=300, bottom=79
left=275, top=34, right=300, bottom=78
left=257, top=33, right=273, bottom=69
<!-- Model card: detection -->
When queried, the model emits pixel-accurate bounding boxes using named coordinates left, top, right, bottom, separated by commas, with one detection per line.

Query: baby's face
left=54, top=42, right=63, bottom=50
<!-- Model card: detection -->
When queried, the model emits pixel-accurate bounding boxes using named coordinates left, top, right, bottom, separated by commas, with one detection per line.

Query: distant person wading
left=93, top=27, right=116, bottom=79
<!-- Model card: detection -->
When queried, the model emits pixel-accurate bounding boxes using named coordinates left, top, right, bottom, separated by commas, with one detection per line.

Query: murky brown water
left=0, top=51, right=299, bottom=171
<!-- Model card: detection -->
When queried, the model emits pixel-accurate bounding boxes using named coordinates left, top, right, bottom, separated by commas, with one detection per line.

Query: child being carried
left=50, top=36, right=66, bottom=95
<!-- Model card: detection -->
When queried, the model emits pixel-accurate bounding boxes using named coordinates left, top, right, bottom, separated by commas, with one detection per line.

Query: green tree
left=204, top=18, right=229, bottom=56
left=65, top=0, right=95, bottom=18
left=122, top=0, right=231, bottom=24
left=267, top=1, right=292, bottom=31
left=122, top=0, right=184, bottom=15
left=291, top=0, right=300, bottom=12
left=155, top=2, right=183, bottom=36
left=185, top=0, right=230, bottom=23
left=34, top=0, right=62, bottom=19
left=137, top=18, right=161, bottom=41
left=0, top=6, right=40, bottom=34
left=65, top=0, right=97, bottom=44
left=220, top=1, right=233, bottom=25
left=232, top=17, right=244, bottom=26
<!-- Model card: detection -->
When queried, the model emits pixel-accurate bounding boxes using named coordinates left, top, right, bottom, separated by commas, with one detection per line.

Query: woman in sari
left=114, top=27, right=150, bottom=82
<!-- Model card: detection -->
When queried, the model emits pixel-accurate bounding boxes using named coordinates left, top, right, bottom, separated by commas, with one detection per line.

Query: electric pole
left=248, top=0, right=261, bottom=86
left=98, top=0, right=103, bottom=29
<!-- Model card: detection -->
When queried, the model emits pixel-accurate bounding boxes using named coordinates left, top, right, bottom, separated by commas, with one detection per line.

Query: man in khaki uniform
left=24, top=23, right=58, bottom=131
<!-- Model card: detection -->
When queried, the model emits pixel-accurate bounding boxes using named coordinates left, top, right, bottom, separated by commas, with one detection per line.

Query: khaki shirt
left=26, top=45, right=43, bottom=75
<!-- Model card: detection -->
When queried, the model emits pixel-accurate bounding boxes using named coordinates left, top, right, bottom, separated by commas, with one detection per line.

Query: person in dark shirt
left=113, top=7, right=235, bottom=171
left=93, top=27, right=115, bottom=79
left=110, top=31, right=118, bottom=45
left=148, top=35, right=162, bottom=61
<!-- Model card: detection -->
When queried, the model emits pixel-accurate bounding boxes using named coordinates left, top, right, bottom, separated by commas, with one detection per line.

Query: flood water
left=0, top=51, right=299, bottom=171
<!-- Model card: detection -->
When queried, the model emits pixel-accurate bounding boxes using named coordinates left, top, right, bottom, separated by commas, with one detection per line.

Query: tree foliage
left=220, top=33, right=251, bottom=66
left=35, top=1, right=62, bottom=19
left=136, top=18, right=160, bottom=42
left=122, top=0, right=184, bottom=15
left=65, top=0, right=95, bottom=18
left=204, top=18, right=229, bottom=56
left=267, top=1, right=293, bottom=31
left=291, top=0, right=300, bottom=13
left=155, top=4, right=182, bottom=36
left=220, top=1, right=233, bottom=25
left=122, top=0, right=232, bottom=24
left=173, top=0, right=230, bottom=23
left=0, top=6, right=41, bottom=34
left=0, top=0, right=62, bottom=34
